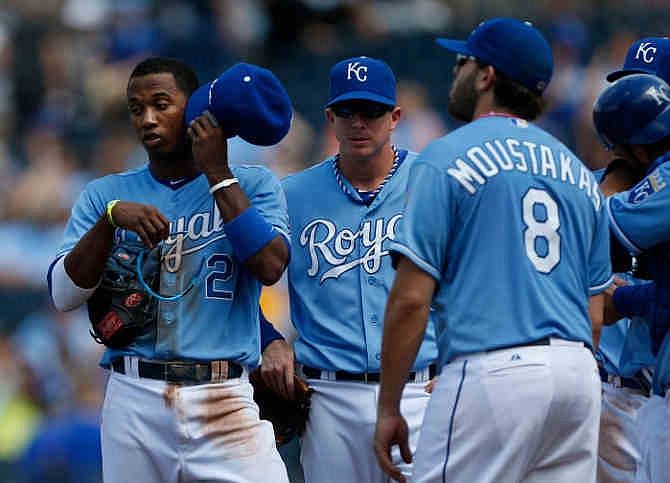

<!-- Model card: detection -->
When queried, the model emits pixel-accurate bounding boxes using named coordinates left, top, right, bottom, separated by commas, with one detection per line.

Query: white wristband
left=209, top=177, right=239, bottom=195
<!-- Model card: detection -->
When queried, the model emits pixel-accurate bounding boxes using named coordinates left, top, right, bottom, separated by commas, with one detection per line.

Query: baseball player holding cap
left=263, top=56, right=438, bottom=483
left=594, top=73, right=670, bottom=483
left=47, top=57, right=292, bottom=482
left=375, top=18, right=612, bottom=483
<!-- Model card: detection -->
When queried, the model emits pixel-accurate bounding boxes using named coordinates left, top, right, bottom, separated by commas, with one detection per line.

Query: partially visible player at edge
left=594, top=73, right=670, bottom=483
left=263, top=56, right=438, bottom=483
left=47, top=57, right=291, bottom=482
left=592, top=37, right=670, bottom=483
left=375, top=18, right=612, bottom=483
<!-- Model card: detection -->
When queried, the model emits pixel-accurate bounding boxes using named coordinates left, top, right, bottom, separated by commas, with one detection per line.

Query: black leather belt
left=111, top=358, right=244, bottom=384
left=599, top=365, right=650, bottom=394
left=488, top=337, right=551, bottom=352
left=301, top=364, right=437, bottom=383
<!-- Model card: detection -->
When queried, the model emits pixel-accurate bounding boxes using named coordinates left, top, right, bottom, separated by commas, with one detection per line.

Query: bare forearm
left=378, top=258, right=434, bottom=413
left=64, top=214, right=116, bottom=288
left=379, top=295, right=430, bottom=412
left=208, top=169, right=252, bottom=221
left=245, top=235, right=290, bottom=285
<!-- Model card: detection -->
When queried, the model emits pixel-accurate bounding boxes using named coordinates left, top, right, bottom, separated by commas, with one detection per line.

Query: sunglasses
left=330, top=102, right=392, bottom=120
left=456, top=53, right=478, bottom=67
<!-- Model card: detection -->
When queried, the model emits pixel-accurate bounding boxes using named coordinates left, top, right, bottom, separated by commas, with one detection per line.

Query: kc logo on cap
left=636, top=42, right=657, bottom=63
left=326, top=56, right=396, bottom=107
left=347, top=62, right=368, bottom=82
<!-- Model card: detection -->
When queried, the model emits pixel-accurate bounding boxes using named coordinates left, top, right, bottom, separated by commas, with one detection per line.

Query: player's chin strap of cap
left=135, top=236, right=207, bottom=302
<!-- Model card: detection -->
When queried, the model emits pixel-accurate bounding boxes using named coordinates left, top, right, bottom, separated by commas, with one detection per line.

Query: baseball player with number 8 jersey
left=375, top=19, right=612, bottom=483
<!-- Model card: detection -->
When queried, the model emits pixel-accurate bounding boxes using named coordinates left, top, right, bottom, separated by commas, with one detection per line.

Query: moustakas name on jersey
left=282, top=150, right=438, bottom=373
left=391, top=115, right=612, bottom=367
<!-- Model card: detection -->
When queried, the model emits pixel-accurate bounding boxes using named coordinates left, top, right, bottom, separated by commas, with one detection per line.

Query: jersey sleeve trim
left=589, top=274, right=614, bottom=295
left=273, top=226, right=291, bottom=246
left=606, top=196, right=642, bottom=255
left=388, top=242, right=441, bottom=280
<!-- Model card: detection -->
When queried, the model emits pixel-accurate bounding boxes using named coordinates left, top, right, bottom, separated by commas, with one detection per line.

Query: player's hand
left=110, top=201, right=170, bottom=248
left=187, top=112, right=230, bottom=178
left=261, top=339, right=296, bottom=400
left=424, top=375, right=438, bottom=394
left=374, top=410, right=412, bottom=483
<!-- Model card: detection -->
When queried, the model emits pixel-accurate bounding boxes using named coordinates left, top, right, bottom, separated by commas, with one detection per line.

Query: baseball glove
left=87, top=242, right=160, bottom=349
left=249, top=369, right=313, bottom=447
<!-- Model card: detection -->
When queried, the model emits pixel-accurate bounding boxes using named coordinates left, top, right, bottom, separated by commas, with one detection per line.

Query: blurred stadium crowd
left=0, top=0, right=669, bottom=481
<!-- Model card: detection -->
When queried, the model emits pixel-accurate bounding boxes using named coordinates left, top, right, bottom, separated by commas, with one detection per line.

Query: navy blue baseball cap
left=607, top=37, right=670, bottom=83
left=436, top=18, right=553, bottom=93
left=326, top=56, right=396, bottom=107
left=185, top=63, right=293, bottom=146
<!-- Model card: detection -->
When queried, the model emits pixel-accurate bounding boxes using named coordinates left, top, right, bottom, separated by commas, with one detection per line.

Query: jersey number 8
left=522, top=188, right=560, bottom=274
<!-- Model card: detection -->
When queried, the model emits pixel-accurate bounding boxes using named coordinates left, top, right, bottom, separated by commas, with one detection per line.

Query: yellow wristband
left=106, top=199, right=120, bottom=228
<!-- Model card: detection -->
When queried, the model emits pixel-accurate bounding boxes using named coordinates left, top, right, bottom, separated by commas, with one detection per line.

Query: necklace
left=333, top=145, right=401, bottom=205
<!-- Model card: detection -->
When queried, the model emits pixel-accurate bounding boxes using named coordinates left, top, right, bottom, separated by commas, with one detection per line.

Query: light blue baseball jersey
left=49, top=164, right=289, bottom=367
left=592, top=170, right=655, bottom=378
left=607, top=154, right=670, bottom=395
left=391, top=115, right=613, bottom=366
left=282, top=150, right=438, bottom=373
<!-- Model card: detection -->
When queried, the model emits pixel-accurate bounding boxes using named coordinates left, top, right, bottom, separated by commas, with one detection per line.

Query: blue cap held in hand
left=436, top=18, right=553, bottom=93
left=607, top=37, right=670, bottom=84
left=326, top=56, right=396, bottom=107
left=185, top=63, right=293, bottom=146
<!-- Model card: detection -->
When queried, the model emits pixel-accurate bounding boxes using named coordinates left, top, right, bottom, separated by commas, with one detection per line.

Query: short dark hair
left=128, top=57, right=200, bottom=97
left=475, top=62, right=546, bottom=121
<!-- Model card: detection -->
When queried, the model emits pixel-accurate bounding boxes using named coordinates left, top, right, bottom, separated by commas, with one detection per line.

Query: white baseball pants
left=634, top=392, right=670, bottom=483
left=300, top=378, right=431, bottom=483
left=101, top=370, right=289, bottom=483
left=410, top=339, right=601, bottom=483
left=598, top=381, right=647, bottom=483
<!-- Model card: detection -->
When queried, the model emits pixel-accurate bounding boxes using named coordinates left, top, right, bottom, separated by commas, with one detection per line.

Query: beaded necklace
left=333, top=144, right=401, bottom=205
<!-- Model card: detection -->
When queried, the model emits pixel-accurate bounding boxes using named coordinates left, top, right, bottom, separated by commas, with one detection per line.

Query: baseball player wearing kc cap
left=593, top=37, right=670, bottom=483
left=375, top=18, right=610, bottom=483
left=594, top=73, right=670, bottom=483
left=269, top=56, right=438, bottom=483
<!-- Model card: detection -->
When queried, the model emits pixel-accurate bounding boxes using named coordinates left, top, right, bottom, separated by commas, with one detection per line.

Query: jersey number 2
left=205, top=254, right=234, bottom=300
left=522, top=189, right=560, bottom=273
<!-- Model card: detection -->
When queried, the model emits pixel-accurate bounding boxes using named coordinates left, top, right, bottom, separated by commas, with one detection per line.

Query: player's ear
left=389, top=106, right=401, bottom=132
left=325, top=108, right=335, bottom=125
left=476, top=65, right=496, bottom=93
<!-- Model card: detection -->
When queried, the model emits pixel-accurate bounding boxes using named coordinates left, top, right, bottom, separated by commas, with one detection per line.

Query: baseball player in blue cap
left=592, top=37, right=670, bottom=483
left=47, top=57, right=292, bottom=482
left=594, top=73, right=670, bottom=483
left=374, top=18, right=612, bottom=483
left=263, top=56, right=438, bottom=483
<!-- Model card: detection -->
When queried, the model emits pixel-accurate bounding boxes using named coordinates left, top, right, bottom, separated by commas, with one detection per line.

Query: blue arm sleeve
left=613, top=282, right=656, bottom=318
left=259, top=308, right=284, bottom=352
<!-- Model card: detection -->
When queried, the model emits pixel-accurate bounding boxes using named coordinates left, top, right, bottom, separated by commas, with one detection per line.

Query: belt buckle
left=167, top=362, right=193, bottom=382
left=363, top=372, right=369, bottom=384
left=195, top=363, right=212, bottom=382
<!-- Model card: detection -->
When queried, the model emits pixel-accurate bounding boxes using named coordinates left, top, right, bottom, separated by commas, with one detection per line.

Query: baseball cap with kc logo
left=326, top=56, right=396, bottom=107
left=607, top=37, right=670, bottom=83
